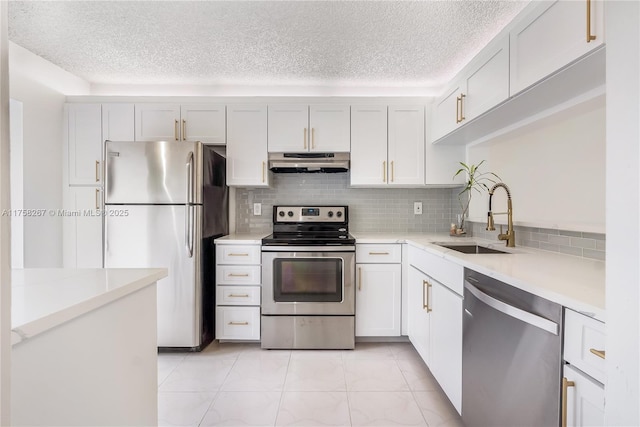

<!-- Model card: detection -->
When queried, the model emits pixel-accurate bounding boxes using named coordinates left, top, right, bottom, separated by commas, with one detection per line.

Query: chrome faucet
left=486, top=183, right=515, bottom=247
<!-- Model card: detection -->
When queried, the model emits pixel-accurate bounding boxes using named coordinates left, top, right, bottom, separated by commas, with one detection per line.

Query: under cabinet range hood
left=268, top=152, right=349, bottom=173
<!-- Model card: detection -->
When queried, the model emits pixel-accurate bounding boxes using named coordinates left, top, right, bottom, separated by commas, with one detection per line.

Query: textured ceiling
left=8, top=1, right=529, bottom=91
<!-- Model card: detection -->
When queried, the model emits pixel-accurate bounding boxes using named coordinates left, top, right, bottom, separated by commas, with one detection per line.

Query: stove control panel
left=274, top=206, right=347, bottom=223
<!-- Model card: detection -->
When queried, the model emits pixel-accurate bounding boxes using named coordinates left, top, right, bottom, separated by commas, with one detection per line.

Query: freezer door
left=105, top=140, right=203, bottom=204
left=104, top=204, right=203, bottom=348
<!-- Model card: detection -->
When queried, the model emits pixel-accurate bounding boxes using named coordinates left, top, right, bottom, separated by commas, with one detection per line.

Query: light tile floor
left=158, top=342, right=464, bottom=427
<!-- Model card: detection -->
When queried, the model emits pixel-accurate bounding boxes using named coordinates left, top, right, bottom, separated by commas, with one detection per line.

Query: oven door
left=261, top=246, right=355, bottom=315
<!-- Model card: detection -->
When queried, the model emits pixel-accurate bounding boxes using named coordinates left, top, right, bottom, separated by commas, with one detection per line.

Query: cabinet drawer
left=356, top=244, right=401, bottom=263
left=217, top=286, right=261, bottom=306
left=216, top=307, right=260, bottom=340
left=216, top=245, right=261, bottom=264
left=216, top=265, right=261, bottom=285
left=408, top=246, right=464, bottom=295
left=564, top=309, right=605, bottom=384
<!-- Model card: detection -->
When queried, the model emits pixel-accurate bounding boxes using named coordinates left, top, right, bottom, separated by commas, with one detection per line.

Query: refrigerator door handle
left=185, top=205, right=194, bottom=258
left=186, top=151, right=194, bottom=205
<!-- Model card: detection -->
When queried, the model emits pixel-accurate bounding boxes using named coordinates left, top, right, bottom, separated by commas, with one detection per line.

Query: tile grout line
left=272, top=351, right=292, bottom=427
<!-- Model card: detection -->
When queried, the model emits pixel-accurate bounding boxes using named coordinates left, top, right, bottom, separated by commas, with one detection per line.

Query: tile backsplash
left=234, top=173, right=606, bottom=261
left=235, top=173, right=459, bottom=234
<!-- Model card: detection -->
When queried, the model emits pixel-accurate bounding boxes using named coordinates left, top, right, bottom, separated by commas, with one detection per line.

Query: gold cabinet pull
left=262, top=161, right=266, bottom=183
left=426, top=280, right=432, bottom=312
left=358, top=267, right=362, bottom=291
left=95, top=160, right=100, bottom=182
left=589, top=348, right=605, bottom=359
left=95, top=188, right=100, bottom=210
left=182, top=119, right=187, bottom=141
left=391, top=160, right=395, bottom=182
left=383, top=161, right=387, bottom=183
left=228, top=273, right=250, bottom=277
left=228, top=253, right=249, bottom=257
left=561, top=377, right=576, bottom=427
left=422, top=279, right=429, bottom=310
left=304, top=128, right=307, bottom=149
left=456, top=95, right=461, bottom=123
left=228, top=321, right=249, bottom=326
left=586, top=0, right=596, bottom=43
left=311, top=128, right=315, bottom=149
left=369, top=252, right=390, bottom=255
left=228, top=294, right=250, bottom=298
left=174, top=119, right=179, bottom=140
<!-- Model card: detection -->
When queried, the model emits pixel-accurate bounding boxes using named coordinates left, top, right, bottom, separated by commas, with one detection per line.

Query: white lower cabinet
left=355, top=244, right=402, bottom=337
left=563, top=364, right=605, bottom=427
left=562, top=309, right=605, bottom=427
left=407, top=246, right=463, bottom=414
left=215, top=242, right=261, bottom=341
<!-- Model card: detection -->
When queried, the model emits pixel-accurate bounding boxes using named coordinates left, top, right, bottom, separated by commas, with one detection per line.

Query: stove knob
left=336, top=211, right=343, bottom=218
left=327, top=211, right=334, bottom=218
left=287, top=211, right=294, bottom=217
left=278, top=211, right=285, bottom=217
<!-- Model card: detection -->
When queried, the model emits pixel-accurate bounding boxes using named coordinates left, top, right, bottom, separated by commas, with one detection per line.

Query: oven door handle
left=261, top=245, right=355, bottom=252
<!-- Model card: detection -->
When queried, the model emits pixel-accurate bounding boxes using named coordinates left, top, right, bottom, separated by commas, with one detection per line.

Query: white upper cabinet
left=135, top=103, right=226, bottom=143
left=431, top=36, right=509, bottom=142
left=350, top=105, right=388, bottom=186
left=267, top=104, right=350, bottom=153
left=510, top=0, right=604, bottom=95
left=464, top=36, right=510, bottom=121
left=67, top=103, right=103, bottom=186
left=180, top=104, right=226, bottom=144
left=102, top=103, right=135, bottom=142
left=388, top=105, right=425, bottom=186
left=226, top=104, right=270, bottom=187
left=135, top=103, right=181, bottom=141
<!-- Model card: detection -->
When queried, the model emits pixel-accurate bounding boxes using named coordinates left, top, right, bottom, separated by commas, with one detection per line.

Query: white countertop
left=11, top=268, right=168, bottom=346
left=215, top=233, right=266, bottom=244
left=354, top=232, right=606, bottom=321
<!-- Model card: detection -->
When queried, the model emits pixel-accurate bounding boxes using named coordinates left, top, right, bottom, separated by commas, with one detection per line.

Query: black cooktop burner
left=261, top=233, right=355, bottom=246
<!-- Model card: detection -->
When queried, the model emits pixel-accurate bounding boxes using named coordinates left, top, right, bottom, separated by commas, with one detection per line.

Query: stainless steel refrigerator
left=104, top=140, right=228, bottom=350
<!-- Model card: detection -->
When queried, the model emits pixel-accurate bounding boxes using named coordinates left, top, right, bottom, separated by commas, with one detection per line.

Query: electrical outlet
left=253, top=203, right=262, bottom=216
left=414, top=202, right=423, bottom=215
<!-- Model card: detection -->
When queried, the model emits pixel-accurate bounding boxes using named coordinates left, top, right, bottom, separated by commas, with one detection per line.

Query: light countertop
left=215, top=231, right=606, bottom=322
left=215, top=233, right=267, bottom=244
left=11, top=268, right=168, bottom=346
left=354, top=232, right=605, bottom=321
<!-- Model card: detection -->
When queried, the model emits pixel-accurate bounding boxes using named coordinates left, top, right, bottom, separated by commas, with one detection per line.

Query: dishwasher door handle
left=465, top=281, right=559, bottom=335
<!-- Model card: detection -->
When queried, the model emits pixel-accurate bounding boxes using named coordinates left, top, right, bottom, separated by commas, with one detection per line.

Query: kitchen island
left=10, top=268, right=167, bottom=426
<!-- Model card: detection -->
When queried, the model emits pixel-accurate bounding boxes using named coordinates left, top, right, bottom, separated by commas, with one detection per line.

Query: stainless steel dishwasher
left=462, top=269, right=563, bottom=427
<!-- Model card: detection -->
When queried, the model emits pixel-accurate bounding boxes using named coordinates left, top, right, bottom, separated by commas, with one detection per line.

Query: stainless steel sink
left=432, top=243, right=510, bottom=254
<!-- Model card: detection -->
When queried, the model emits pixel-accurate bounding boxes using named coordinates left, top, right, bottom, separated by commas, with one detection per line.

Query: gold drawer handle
left=228, top=253, right=249, bottom=256
left=228, top=294, right=250, bottom=298
left=589, top=348, right=605, bottom=359
left=586, top=0, right=596, bottom=43
left=228, top=273, right=250, bottom=277
left=369, top=251, right=390, bottom=255
left=562, top=377, right=576, bottom=427
left=228, top=321, right=249, bottom=326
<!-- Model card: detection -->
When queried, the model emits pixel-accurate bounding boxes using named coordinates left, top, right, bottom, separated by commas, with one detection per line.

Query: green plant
left=453, top=160, right=501, bottom=230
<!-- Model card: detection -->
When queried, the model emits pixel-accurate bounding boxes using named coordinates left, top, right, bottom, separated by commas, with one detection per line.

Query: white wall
left=466, top=95, right=605, bottom=233
left=8, top=43, right=90, bottom=267
left=605, top=1, right=640, bottom=425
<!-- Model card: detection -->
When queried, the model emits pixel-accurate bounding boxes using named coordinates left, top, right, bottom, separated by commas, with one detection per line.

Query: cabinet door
left=135, top=103, right=181, bottom=141
left=430, top=279, right=463, bottom=414
left=67, top=103, right=102, bottom=185
left=355, top=264, right=401, bottom=337
left=388, top=105, right=425, bottom=186
left=350, top=105, right=388, bottom=186
left=431, top=83, right=464, bottom=141
left=267, top=104, right=309, bottom=152
left=102, top=103, right=135, bottom=142
left=181, top=104, right=226, bottom=144
left=564, top=364, right=605, bottom=427
left=408, top=265, right=430, bottom=364
left=510, top=0, right=604, bottom=95
left=226, top=105, right=269, bottom=187
left=309, top=104, right=351, bottom=152
left=62, top=186, right=103, bottom=268
left=464, top=36, right=510, bottom=121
